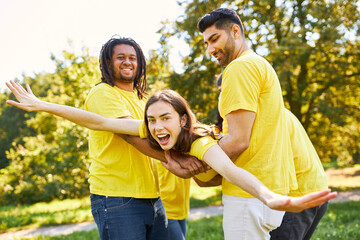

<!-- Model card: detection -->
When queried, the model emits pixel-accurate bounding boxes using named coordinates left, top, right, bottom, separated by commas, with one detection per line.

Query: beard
left=118, top=72, right=134, bottom=83
left=113, top=69, right=135, bottom=83
left=219, top=37, right=236, bottom=67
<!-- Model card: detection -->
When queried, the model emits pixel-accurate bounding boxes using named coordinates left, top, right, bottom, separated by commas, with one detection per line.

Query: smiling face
left=146, top=101, right=186, bottom=151
left=203, top=24, right=240, bottom=66
left=111, top=44, right=138, bottom=84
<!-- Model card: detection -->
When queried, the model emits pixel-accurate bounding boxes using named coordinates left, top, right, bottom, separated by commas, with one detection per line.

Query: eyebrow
left=204, top=33, right=218, bottom=45
left=115, top=53, right=136, bottom=57
left=147, top=112, right=171, bottom=118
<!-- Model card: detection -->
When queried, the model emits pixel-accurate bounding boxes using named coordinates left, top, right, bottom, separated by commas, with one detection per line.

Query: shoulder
left=190, top=136, right=218, bottom=160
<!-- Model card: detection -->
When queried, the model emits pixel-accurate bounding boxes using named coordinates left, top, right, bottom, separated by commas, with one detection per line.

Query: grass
left=1, top=180, right=221, bottom=233
left=13, top=201, right=360, bottom=240
left=2, top=166, right=360, bottom=238
left=0, top=197, right=93, bottom=232
left=189, top=181, right=222, bottom=208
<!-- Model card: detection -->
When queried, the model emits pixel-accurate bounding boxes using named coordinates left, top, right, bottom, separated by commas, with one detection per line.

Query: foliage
left=0, top=90, right=35, bottom=169
left=157, top=0, right=360, bottom=165
left=0, top=46, right=101, bottom=205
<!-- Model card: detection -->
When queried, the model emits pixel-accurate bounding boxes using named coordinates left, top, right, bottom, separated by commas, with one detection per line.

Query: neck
left=234, top=41, right=249, bottom=59
left=114, top=80, right=134, bottom=92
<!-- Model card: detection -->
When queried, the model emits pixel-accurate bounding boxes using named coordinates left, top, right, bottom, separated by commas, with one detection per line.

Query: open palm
left=6, top=80, right=42, bottom=112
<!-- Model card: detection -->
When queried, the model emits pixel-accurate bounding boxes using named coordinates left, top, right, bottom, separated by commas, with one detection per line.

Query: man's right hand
left=167, top=150, right=209, bottom=175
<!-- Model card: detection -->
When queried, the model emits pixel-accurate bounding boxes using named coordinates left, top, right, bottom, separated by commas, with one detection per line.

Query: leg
left=222, top=194, right=285, bottom=240
left=270, top=202, right=328, bottom=240
left=303, top=202, right=328, bottom=240
left=91, top=194, right=166, bottom=240
left=90, top=194, right=108, bottom=240
left=167, top=219, right=187, bottom=240
left=147, top=197, right=169, bottom=240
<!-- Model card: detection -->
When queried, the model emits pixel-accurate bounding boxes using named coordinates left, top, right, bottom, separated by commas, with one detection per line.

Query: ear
left=180, top=114, right=187, bottom=127
left=231, top=24, right=242, bottom=40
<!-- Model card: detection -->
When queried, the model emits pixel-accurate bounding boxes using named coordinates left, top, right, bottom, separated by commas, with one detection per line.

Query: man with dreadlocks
left=85, top=36, right=205, bottom=240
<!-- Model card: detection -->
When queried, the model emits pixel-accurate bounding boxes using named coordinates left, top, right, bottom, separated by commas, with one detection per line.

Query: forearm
left=203, top=145, right=274, bottom=204
left=193, top=174, right=222, bottom=187
left=38, top=101, right=140, bottom=135
left=123, top=135, right=166, bottom=162
left=222, top=165, right=274, bottom=204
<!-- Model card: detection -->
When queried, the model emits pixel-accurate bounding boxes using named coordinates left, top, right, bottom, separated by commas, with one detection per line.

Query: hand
left=6, top=80, right=42, bottom=112
left=169, top=149, right=209, bottom=175
left=193, top=174, right=222, bottom=187
left=266, top=189, right=338, bottom=213
left=161, top=151, right=192, bottom=178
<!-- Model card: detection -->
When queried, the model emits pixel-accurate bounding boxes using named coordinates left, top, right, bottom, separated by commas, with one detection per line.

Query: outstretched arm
left=203, top=144, right=337, bottom=213
left=6, top=81, right=140, bottom=135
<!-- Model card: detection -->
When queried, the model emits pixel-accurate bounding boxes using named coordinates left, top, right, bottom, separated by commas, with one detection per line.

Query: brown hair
left=144, top=90, right=215, bottom=152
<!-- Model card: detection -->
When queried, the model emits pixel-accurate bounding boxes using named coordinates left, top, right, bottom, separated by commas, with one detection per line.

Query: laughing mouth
left=157, top=134, right=170, bottom=145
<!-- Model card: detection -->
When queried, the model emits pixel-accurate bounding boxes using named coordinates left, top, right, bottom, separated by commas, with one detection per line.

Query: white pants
left=223, top=194, right=285, bottom=240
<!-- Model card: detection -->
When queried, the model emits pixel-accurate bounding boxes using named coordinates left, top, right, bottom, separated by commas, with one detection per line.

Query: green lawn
left=12, top=201, right=360, bottom=240
left=2, top=177, right=359, bottom=239
left=0, top=182, right=221, bottom=232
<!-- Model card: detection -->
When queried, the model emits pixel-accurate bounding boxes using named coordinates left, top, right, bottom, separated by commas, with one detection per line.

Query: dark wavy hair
left=99, top=36, right=147, bottom=99
left=144, top=90, right=215, bottom=152
left=197, top=8, right=245, bottom=37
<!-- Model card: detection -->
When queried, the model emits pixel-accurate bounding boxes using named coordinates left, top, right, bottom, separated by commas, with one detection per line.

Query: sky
left=0, top=0, right=186, bottom=91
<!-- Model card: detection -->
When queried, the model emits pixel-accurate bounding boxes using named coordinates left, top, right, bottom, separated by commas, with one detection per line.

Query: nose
left=122, top=57, right=131, bottom=65
left=154, top=121, right=164, bottom=131
left=207, top=43, right=215, bottom=55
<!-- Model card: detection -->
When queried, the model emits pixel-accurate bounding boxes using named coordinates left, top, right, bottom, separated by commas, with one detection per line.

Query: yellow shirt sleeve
left=220, top=60, right=261, bottom=116
left=138, top=119, right=147, bottom=139
left=190, top=136, right=219, bottom=182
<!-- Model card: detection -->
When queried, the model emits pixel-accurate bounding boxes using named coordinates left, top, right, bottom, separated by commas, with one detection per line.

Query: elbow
left=231, top=141, right=249, bottom=156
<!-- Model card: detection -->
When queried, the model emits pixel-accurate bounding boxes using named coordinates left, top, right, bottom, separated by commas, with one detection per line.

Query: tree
left=0, top=46, right=101, bottom=204
left=158, top=0, right=360, bottom=165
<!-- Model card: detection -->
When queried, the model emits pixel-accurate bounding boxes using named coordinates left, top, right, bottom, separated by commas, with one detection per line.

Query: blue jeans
left=90, top=194, right=168, bottom=240
left=270, top=201, right=328, bottom=240
left=168, top=219, right=186, bottom=240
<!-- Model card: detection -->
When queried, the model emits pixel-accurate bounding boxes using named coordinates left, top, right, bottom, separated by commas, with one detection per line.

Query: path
left=1, top=190, right=359, bottom=240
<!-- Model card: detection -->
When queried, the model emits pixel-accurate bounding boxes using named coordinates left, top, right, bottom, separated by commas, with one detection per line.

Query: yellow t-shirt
left=286, top=109, right=328, bottom=196
left=156, top=161, right=191, bottom=220
left=84, top=83, right=159, bottom=198
left=219, top=50, right=297, bottom=198
left=139, top=121, right=218, bottom=219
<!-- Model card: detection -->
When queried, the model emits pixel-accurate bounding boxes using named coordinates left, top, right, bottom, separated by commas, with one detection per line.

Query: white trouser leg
left=222, top=194, right=285, bottom=240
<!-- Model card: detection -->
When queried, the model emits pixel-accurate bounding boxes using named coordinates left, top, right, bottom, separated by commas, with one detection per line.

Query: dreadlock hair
left=197, top=8, right=245, bottom=37
left=99, top=35, right=147, bottom=99
left=144, top=89, right=215, bottom=153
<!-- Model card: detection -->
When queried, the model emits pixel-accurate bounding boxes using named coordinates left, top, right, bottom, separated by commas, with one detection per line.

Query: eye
left=130, top=57, right=137, bottom=61
left=148, top=119, right=155, bottom=123
left=212, top=36, right=219, bottom=43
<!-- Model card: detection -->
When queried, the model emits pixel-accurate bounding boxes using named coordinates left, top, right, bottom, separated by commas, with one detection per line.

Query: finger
left=303, top=192, right=337, bottom=208
left=15, top=81, right=28, bottom=94
left=26, top=84, right=34, bottom=95
left=194, top=159, right=205, bottom=173
left=6, top=100, right=28, bottom=111
left=6, top=81, right=20, bottom=97
left=186, top=163, right=195, bottom=175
